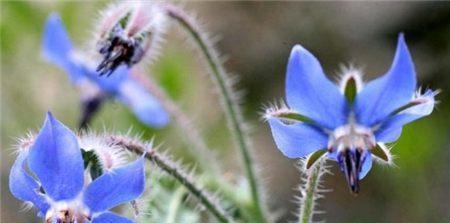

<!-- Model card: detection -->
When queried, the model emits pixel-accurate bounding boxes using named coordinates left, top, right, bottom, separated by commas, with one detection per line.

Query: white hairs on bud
left=338, top=64, right=364, bottom=93
left=90, top=1, right=169, bottom=68
left=125, top=2, right=168, bottom=38
left=78, top=133, right=129, bottom=171
left=94, top=1, right=131, bottom=40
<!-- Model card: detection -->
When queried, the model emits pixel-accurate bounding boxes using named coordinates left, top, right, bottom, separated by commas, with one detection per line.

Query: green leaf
left=344, top=77, right=357, bottom=104
left=305, top=149, right=327, bottom=169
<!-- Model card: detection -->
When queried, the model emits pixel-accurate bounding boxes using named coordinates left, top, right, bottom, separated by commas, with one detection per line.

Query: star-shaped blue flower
left=9, top=112, right=145, bottom=222
left=265, top=34, right=437, bottom=193
left=42, top=13, right=169, bottom=128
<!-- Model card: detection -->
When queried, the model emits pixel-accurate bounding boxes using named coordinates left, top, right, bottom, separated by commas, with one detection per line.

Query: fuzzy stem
left=298, top=160, right=326, bottom=223
left=107, top=135, right=232, bottom=223
left=163, top=5, right=265, bottom=221
left=131, top=68, right=221, bottom=174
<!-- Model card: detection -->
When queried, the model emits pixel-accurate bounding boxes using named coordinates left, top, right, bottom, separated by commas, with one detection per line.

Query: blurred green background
left=1, top=1, right=450, bottom=223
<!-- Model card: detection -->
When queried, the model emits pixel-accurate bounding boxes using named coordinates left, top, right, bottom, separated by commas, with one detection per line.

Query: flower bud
left=94, top=1, right=167, bottom=76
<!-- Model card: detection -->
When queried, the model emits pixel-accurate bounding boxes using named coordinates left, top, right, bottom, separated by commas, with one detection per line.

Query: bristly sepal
left=339, top=65, right=363, bottom=104
left=264, top=102, right=314, bottom=125
left=389, top=88, right=439, bottom=116
left=305, top=149, right=327, bottom=170
left=372, top=143, right=394, bottom=166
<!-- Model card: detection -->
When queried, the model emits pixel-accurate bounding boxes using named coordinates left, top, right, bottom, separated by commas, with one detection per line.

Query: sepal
left=265, top=106, right=314, bottom=125
left=371, top=143, right=393, bottom=165
left=305, top=149, right=327, bottom=169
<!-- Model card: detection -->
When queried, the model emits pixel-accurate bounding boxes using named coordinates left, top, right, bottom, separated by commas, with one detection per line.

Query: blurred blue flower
left=42, top=13, right=169, bottom=128
left=265, top=34, right=437, bottom=193
left=9, top=112, right=145, bottom=222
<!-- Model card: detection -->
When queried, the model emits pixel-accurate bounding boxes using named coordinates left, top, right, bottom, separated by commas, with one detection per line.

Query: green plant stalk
left=164, top=5, right=266, bottom=221
left=299, top=160, right=324, bottom=223
left=108, top=135, right=232, bottom=223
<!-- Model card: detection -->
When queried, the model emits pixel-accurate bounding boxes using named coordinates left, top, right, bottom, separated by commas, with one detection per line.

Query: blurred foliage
left=139, top=173, right=201, bottom=223
left=2, top=1, right=450, bottom=223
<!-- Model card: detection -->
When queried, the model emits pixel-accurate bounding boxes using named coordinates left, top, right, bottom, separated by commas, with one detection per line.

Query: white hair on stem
left=295, top=158, right=330, bottom=223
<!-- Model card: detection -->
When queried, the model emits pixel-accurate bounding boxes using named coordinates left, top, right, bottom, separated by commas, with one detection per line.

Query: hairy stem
left=164, top=5, right=265, bottom=221
left=107, top=135, right=232, bottom=223
left=131, top=68, right=221, bottom=174
left=298, top=160, right=327, bottom=223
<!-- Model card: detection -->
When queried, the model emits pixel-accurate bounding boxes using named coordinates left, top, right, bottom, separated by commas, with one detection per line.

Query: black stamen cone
left=96, top=33, right=144, bottom=76
left=337, top=148, right=364, bottom=194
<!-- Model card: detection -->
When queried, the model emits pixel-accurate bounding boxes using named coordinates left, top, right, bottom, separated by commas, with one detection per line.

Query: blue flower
left=42, top=13, right=169, bottom=128
left=265, top=34, right=437, bottom=193
left=9, top=112, right=145, bottom=222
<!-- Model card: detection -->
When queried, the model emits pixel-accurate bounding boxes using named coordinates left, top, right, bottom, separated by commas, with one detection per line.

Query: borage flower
left=265, top=34, right=437, bottom=193
left=42, top=14, right=169, bottom=129
left=9, top=112, right=145, bottom=222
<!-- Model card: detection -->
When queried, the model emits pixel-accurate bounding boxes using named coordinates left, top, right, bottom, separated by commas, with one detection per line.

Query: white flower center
left=45, top=200, right=90, bottom=223
left=328, top=123, right=375, bottom=152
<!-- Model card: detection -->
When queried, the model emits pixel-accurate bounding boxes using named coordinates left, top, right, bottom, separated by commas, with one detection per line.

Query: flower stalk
left=298, top=159, right=327, bottom=223
left=163, top=5, right=266, bottom=221
left=107, top=135, right=232, bottom=223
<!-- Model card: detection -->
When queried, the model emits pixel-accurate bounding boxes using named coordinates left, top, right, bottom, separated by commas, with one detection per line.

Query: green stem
left=108, top=135, right=232, bottom=223
left=164, top=5, right=266, bottom=221
left=299, top=160, right=325, bottom=223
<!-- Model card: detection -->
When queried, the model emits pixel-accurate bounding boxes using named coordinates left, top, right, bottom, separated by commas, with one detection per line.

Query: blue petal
left=42, top=13, right=85, bottom=84
left=92, top=212, right=133, bottom=223
left=42, top=13, right=72, bottom=67
left=9, top=150, right=50, bottom=215
left=84, top=66, right=169, bottom=127
left=87, top=66, right=129, bottom=94
left=285, top=45, right=348, bottom=130
left=359, top=152, right=372, bottom=179
left=355, top=34, right=416, bottom=127
left=376, top=127, right=402, bottom=143
left=375, top=89, right=436, bottom=143
left=83, top=158, right=145, bottom=213
left=116, top=79, right=169, bottom=128
left=28, top=112, right=84, bottom=201
left=376, top=113, right=428, bottom=143
left=267, top=118, right=328, bottom=158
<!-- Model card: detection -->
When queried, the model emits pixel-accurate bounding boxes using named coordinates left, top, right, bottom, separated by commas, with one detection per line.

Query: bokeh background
left=2, top=1, right=450, bottom=223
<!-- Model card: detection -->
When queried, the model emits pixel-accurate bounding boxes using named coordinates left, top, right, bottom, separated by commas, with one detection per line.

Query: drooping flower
left=9, top=112, right=145, bottom=222
left=42, top=13, right=169, bottom=129
left=265, top=34, right=437, bottom=193
left=94, top=1, right=167, bottom=76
